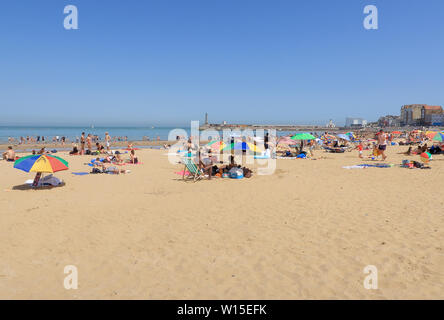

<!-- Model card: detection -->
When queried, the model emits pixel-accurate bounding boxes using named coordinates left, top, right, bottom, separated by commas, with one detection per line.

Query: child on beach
left=105, top=132, right=111, bottom=151
left=371, top=144, right=381, bottom=160
left=356, top=142, right=364, bottom=159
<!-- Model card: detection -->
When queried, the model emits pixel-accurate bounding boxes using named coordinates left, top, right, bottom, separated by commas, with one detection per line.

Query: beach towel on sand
left=175, top=170, right=191, bottom=176
left=342, top=165, right=365, bottom=169
left=72, top=172, right=89, bottom=176
left=343, top=163, right=394, bottom=169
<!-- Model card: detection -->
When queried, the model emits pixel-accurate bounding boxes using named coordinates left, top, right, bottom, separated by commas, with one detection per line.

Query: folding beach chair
left=181, top=157, right=205, bottom=182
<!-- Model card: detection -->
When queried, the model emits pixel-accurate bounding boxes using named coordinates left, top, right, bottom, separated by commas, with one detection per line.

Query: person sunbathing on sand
left=220, top=155, right=239, bottom=173
left=2, top=146, right=15, bottom=161
left=111, top=151, right=124, bottom=164
left=37, top=147, right=48, bottom=155
left=104, top=164, right=130, bottom=174
left=400, top=146, right=412, bottom=156
left=92, top=157, right=106, bottom=170
left=130, top=149, right=138, bottom=164
left=92, top=159, right=129, bottom=174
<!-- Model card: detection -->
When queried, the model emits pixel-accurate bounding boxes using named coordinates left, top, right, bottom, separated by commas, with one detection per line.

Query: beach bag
left=242, top=167, right=252, bottom=178
left=413, top=161, right=423, bottom=168
left=229, top=167, right=244, bottom=179
left=91, top=168, right=102, bottom=174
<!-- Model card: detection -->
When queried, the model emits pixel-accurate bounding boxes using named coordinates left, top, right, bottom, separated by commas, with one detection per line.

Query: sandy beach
left=0, top=146, right=443, bottom=299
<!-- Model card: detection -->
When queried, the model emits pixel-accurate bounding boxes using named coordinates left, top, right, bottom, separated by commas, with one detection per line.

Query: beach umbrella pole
left=32, top=172, right=42, bottom=188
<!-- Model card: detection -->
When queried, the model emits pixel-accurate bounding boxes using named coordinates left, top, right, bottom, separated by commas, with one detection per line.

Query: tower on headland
left=205, top=113, right=208, bottom=125
left=326, top=119, right=335, bottom=128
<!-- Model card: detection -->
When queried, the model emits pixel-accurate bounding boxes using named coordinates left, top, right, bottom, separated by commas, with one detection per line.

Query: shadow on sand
left=12, top=182, right=66, bottom=191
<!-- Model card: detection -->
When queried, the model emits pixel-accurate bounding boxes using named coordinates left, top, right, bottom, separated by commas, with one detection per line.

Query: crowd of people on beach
left=3, top=128, right=444, bottom=181
left=2, top=131, right=141, bottom=178
left=7, top=134, right=130, bottom=146
left=273, top=129, right=444, bottom=162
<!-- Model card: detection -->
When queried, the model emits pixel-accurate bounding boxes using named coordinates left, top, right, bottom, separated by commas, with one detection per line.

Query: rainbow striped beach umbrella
left=222, top=142, right=262, bottom=153
left=207, top=140, right=226, bottom=150
left=14, top=154, right=69, bottom=173
left=420, top=152, right=432, bottom=163
left=432, top=132, right=444, bottom=142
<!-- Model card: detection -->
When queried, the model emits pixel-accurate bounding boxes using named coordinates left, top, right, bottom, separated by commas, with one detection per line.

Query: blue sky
left=1, top=0, right=444, bottom=126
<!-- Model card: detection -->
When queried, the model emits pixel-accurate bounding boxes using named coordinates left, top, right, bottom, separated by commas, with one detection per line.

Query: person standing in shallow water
left=80, top=132, right=86, bottom=155
left=86, top=134, right=92, bottom=153
left=105, top=132, right=111, bottom=152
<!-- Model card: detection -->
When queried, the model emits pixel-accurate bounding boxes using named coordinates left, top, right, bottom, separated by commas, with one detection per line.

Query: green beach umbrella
left=290, top=133, right=316, bottom=153
left=291, top=133, right=316, bottom=140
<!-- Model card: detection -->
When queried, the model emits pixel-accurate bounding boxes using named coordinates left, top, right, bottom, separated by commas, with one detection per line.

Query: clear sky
left=1, top=0, right=444, bottom=126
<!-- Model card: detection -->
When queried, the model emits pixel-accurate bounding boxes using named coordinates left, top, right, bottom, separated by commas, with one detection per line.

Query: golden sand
left=0, top=146, right=443, bottom=299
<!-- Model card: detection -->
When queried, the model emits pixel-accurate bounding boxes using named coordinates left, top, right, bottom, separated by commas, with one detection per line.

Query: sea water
left=0, top=126, right=300, bottom=144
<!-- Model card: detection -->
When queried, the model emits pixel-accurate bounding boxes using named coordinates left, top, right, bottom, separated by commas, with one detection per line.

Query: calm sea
left=0, top=126, right=189, bottom=143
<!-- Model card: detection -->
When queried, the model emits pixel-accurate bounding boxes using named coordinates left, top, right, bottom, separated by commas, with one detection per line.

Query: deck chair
left=182, top=157, right=205, bottom=182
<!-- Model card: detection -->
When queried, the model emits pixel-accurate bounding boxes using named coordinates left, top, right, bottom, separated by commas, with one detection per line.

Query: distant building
left=205, top=113, right=208, bottom=125
left=378, top=115, right=400, bottom=127
left=345, top=117, right=367, bottom=128
left=400, top=104, right=443, bottom=126
left=326, top=119, right=336, bottom=128
left=400, top=104, right=423, bottom=126
left=422, top=105, right=443, bottom=126
left=427, top=114, right=444, bottom=126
